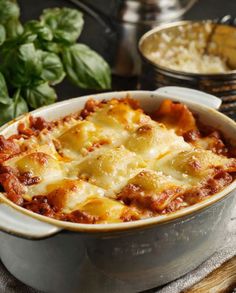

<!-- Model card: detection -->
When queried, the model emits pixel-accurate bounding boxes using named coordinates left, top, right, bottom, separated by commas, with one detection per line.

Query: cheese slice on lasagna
left=77, top=146, right=146, bottom=193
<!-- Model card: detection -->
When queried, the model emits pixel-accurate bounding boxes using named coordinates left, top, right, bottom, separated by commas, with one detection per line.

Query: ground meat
left=118, top=184, right=182, bottom=213
left=184, top=171, right=232, bottom=205
left=161, top=196, right=186, bottom=214
left=29, top=116, right=51, bottom=131
left=80, top=99, right=100, bottom=119
left=183, top=129, right=201, bottom=142
left=0, top=135, right=21, bottom=162
left=0, top=173, right=25, bottom=205
left=17, top=122, right=35, bottom=137
left=18, top=172, right=41, bottom=186
left=23, top=196, right=55, bottom=217
left=60, top=210, right=98, bottom=224
left=0, top=165, right=19, bottom=176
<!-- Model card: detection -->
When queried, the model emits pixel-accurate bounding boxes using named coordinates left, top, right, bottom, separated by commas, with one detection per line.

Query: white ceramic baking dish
left=0, top=87, right=235, bottom=293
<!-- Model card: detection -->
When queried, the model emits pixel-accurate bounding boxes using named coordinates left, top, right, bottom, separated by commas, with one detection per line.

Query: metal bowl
left=138, top=20, right=236, bottom=119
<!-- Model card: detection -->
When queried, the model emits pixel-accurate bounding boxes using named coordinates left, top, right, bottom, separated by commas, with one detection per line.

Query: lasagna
left=0, top=97, right=235, bottom=224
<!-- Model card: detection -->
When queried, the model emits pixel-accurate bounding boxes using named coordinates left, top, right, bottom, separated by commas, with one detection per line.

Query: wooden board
left=184, top=256, right=236, bottom=293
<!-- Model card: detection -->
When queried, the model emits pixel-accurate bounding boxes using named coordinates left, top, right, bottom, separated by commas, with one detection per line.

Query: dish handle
left=154, top=86, right=222, bottom=110
left=0, top=199, right=62, bottom=240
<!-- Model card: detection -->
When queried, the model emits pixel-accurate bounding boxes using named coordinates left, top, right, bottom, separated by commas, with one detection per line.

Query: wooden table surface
left=185, top=256, right=236, bottom=293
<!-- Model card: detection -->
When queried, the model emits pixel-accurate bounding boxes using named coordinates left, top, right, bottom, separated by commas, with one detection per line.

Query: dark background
left=18, top=0, right=236, bottom=20
left=17, top=0, right=236, bottom=100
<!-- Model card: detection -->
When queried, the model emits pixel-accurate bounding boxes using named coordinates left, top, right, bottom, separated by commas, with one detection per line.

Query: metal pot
left=0, top=87, right=235, bottom=293
left=138, top=20, right=236, bottom=120
left=69, top=0, right=197, bottom=76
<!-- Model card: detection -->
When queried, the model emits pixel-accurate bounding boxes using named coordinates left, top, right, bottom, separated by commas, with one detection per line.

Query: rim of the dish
left=138, top=20, right=236, bottom=77
left=0, top=90, right=236, bottom=233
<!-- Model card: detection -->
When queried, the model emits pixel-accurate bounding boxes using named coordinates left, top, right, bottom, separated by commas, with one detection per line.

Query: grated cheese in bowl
left=147, top=30, right=231, bottom=74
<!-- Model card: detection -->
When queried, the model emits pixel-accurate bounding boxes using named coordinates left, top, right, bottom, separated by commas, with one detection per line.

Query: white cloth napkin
left=1, top=206, right=236, bottom=293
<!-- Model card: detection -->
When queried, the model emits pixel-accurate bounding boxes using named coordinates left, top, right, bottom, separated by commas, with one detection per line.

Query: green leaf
left=0, top=72, right=10, bottom=101
left=23, top=82, right=57, bottom=109
left=18, top=30, right=37, bottom=44
left=0, top=88, right=28, bottom=126
left=0, top=1, right=22, bottom=38
left=0, top=72, right=14, bottom=125
left=0, top=25, right=6, bottom=46
left=0, top=101, right=14, bottom=126
left=0, top=0, right=20, bottom=24
left=40, top=8, right=84, bottom=44
left=62, top=44, right=111, bottom=90
left=0, top=72, right=13, bottom=108
left=1, top=43, right=42, bottom=87
left=12, top=89, right=28, bottom=117
left=4, top=19, right=23, bottom=38
left=23, top=20, right=53, bottom=42
left=40, top=41, right=62, bottom=54
left=40, top=51, right=65, bottom=85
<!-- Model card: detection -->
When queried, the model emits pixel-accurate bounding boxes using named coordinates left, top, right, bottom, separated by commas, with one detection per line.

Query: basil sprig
left=0, top=2, right=111, bottom=126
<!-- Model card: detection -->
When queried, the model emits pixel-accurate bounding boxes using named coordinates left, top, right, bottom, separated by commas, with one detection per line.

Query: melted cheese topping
left=1, top=97, right=235, bottom=224
left=155, top=149, right=235, bottom=186
left=77, top=146, right=146, bottom=193
left=125, top=123, right=191, bottom=160
left=46, top=179, right=105, bottom=213
left=87, top=100, right=147, bottom=131
left=58, top=120, right=112, bottom=159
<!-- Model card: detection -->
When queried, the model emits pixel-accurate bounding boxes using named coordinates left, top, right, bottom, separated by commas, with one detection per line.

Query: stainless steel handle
left=0, top=198, right=61, bottom=240
left=155, top=86, right=222, bottom=109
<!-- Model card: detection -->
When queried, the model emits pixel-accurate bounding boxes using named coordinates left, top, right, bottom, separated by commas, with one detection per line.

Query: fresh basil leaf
left=4, top=19, right=23, bottom=38
left=62, top=44, right=111, bottom=90
left=0, top=80, right=28, bottom=125
left=0, top=0, right=20, bottom=24
left=1, top=43, right=42, bottom=87
left=40, top=41, right=62, bottom=54
left=40, top=8, right=84, bottom=44
left=40, top=51, right=65, bottom=85
left=0, top=96, right=11, bottom=105
left=0, top=1, right=23, bottom=38
left=0, top=72, right=13, bottom=107
left=23, top=82, right=57, bottom=109
left=0, top=88, right=28, bottom=126
left=0, top=72, right=9, bottom=100
left=0, top=101, right=14, bottom=126
left=0, top=93, right=28, bottom=125
left=12, top=89, right=28, bottom=117
left=0, top=38, right=17, bottom=67
left=19, top=30, right=37, bottom=44
left=0, top=25, right=6, bottom=45
left=24, top=20, right=53, bottom=42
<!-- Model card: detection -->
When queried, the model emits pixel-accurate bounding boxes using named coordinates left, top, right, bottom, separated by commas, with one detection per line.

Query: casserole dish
left=0, top=87, right=235, bottom=293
